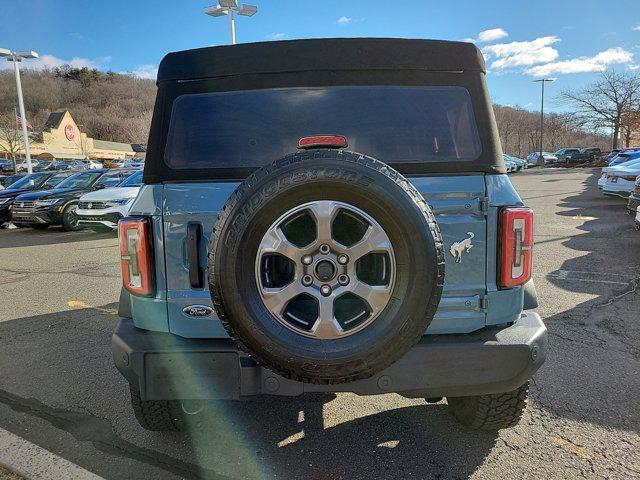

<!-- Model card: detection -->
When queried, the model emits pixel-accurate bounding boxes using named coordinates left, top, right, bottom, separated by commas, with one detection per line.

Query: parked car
left=602, top=164, right=640, bottom=197
left=510, top=156, right=527, bottom=170
left=14, top=158, right=40, bottom=172
left=635, top=206, right=640, bottom=231
left=77, top=170, right=143, bottom=232
left=123, top=158, right=145, bottom=169
left=11, top=168, right=137, bottom=231
left=0, top=159, right=14, bottom=173
left=567, top=148, right=602, bottom=163
left=0, top=172, right=72, bottom=227
left=526, top=151, right=557, bottom=165
left=554, top=148, right=581, bottom=163
left=113, top=39, right=546, bottom=433
left=0, top=174, right=25, bottom=189
left=626, top=177, right=640, bottom=215
left=84, top=160, right=104, bottom=170
left=103, top=158, right=126, bottom=168
left=598, top=153, right=640, bottom=188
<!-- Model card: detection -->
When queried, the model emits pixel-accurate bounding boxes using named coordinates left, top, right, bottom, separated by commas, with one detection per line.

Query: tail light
left=298, top=135, right=347, bottom=149
left=499, top=207, right=533, bottom=288
left=118, top=217, right=154, bottom=296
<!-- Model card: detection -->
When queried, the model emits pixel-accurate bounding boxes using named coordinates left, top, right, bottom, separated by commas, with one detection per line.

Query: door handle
left=186, top=222, right=203, bottom=288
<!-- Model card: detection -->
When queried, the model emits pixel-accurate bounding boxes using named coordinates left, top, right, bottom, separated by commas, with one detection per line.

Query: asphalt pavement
left=0, top=168, right=638, bottom=480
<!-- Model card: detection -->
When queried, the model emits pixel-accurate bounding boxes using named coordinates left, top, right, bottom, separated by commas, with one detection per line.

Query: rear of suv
left=113, top=38, right=547, bottom=432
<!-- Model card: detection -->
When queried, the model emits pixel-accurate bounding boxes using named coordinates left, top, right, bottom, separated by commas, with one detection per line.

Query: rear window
left=164, top=86, right=481, bottom=171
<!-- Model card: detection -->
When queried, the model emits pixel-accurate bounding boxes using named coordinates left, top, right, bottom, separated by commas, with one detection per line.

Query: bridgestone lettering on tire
left=208, top=149, right=445, bottom=384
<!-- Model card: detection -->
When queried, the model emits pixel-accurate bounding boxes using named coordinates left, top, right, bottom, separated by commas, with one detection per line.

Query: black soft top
left=157, top=38, right=486, bottom=83
left=144, top=38, right=504, bottom=183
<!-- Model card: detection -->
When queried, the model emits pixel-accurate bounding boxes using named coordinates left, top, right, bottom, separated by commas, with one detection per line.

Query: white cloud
left=126, top=64, right=158, bottom=80
left=525, top=47, right=634, bottom=76
left=266, top=33, right=287, bottom=40
left=477, top=28, right=508, bottom=43
left=337, top=16, right=352, bottom=25
left=0, top=53, right=110, bottom=71
left=633, top=25, right=640, bottom=31
left=464, top=28, right=508, bottom=44
left=483, top=36, right=560, bottom=69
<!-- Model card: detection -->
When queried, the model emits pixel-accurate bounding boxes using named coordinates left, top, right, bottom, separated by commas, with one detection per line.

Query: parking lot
left=0, top=167, right=638, bottom=479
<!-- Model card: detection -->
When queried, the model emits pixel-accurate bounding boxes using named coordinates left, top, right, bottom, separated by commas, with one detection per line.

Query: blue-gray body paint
left=126, top=174, right=526, bottom=337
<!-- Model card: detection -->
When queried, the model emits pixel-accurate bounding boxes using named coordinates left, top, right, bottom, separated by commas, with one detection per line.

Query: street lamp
left=204, top=1, right=258, bottom=45
left=533, top=78, right=555, bottom=166
left=0, top=48, right=39, bottom=174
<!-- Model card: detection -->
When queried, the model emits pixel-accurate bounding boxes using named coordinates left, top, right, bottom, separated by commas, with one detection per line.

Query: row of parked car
left=594, top=147, right=640, bottom=230
left=0, top=168, right=142, bottom=232
left=524, top=147, right=603, bottom=165
left=0, top=157, right=144, bottom=173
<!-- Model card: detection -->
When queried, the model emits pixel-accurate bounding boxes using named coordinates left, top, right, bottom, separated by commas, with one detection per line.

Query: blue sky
left=2, top=0, right=640, bottom=112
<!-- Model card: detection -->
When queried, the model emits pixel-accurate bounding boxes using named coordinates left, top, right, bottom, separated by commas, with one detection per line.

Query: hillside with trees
left=0, top=67, right=156, bottom=145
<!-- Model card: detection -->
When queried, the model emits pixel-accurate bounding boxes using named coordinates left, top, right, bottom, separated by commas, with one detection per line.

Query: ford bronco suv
left=113, top=38, right=547, bottom=432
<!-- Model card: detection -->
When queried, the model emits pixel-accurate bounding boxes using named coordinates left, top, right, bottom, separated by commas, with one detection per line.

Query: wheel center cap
left=314, top=260, right=336, bottom=282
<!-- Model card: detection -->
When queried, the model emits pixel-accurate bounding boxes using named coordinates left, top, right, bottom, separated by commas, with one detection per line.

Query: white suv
left=76, top=170, right=142, bottom=232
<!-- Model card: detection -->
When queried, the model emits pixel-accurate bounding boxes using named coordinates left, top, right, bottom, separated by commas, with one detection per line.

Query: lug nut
left=319, top=244, right=331, bottom=254
left=337, top=254, right=349, bottom=265
left=320, top=284, right=332, bottom=296
left=338, top=274, right=349, bottom=286
left=302, top=275, right=313, bottom=286
left=302, top=255, right=313, bottom=265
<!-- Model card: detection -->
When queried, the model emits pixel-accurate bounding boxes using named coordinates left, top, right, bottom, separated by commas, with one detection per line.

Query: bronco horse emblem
left=450, top=232, right=475, bottom=263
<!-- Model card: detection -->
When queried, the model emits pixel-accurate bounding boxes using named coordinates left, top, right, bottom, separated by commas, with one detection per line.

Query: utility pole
left=534, top=78, right=555, bottom=165
left=0, top=48, right=39, bottom=174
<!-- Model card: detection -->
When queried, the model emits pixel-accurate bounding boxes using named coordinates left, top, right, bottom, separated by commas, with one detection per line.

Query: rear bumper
left=113, top=312, right=548, bottom=400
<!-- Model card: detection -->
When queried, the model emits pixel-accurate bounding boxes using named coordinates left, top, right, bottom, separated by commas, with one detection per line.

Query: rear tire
left=129, top=386, right=194, bottom=432
left=446, top=381, right=529, bottom=431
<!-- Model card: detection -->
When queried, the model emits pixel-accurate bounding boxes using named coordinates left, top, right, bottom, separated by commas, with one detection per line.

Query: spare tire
left=208, top=149, right=444, bottom=384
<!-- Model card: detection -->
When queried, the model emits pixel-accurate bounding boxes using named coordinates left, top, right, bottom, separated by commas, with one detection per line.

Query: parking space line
left=0, top=427, right=103, bottom=480
left=67, top=300, right=117, bottom=315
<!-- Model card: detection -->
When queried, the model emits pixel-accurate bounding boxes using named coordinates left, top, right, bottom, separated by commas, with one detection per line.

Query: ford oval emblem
left=182, top=305, right=214, bottom=318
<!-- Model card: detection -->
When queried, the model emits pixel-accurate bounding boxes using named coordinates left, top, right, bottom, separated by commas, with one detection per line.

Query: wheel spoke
left=307, top=201, right=338, bottom=244
left=349, top=280, right=392, bottom=314
left=348, top=224, right=393, bottom=260
left=311, top=296, right=343, bottom=339
left=259, top=227, right=301, bottom=262
left=261, top=281, right=306, bottom=315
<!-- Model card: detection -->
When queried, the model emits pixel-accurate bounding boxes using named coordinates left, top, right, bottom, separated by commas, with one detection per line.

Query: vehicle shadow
left=521, top=168, right=640, bottom=436
left=0, top=226, right=116, bottom=249
left=0, top=305, right=497, bottom=480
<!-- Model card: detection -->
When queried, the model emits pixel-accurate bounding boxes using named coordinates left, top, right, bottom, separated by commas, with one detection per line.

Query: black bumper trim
left=112, top=312, right=547, bottom=400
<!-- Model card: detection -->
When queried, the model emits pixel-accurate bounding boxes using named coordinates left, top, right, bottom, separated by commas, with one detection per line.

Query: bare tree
left=0, top=110, right=24, bottom=172
left=559, top=70, right=640, bottom=149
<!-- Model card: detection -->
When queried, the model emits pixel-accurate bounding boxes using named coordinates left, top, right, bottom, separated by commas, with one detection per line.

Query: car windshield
left=42, top=173, right=71, bottom=188
left=165, top=86, right=482, bottom=170
left=95, top=171, right=126, bottom=188
left=119, top=170, right=143, bottom=187
left=54, top=171, right=101, bottom=189
left=7, top=173, right=49, bottom=190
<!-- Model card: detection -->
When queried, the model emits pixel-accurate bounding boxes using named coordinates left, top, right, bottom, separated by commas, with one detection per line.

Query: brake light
left=118, top=217, right=154, bottom=296
left=298, top=135, right=347, bottom=149
left=499, top=207, right=533, bottom=288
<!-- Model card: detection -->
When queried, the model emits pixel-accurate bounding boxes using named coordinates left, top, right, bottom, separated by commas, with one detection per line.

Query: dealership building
left=0, top=110, right=143, bottom=161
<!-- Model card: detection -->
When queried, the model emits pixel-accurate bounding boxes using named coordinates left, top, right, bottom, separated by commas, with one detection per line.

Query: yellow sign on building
left=1, top=110, right=141, bottom=161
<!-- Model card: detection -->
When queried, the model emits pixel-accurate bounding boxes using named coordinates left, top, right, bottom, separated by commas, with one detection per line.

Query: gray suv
left=113, top=38, right=547, bottom=432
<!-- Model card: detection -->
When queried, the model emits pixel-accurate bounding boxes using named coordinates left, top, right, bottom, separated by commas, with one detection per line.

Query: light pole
left=533, top=78, right=555, bottom=166
left=204, top=1, right=258, bottom=45
left=0, top=48, right=39, bottom=174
